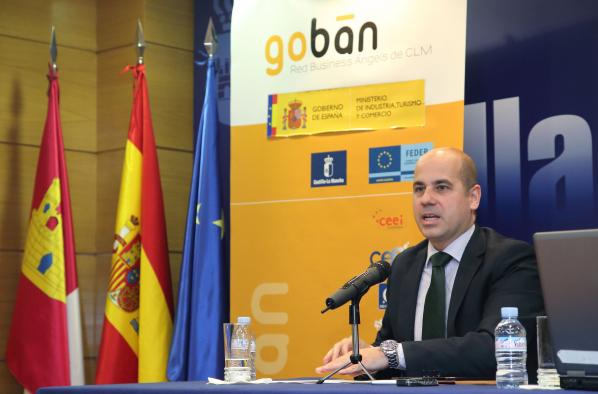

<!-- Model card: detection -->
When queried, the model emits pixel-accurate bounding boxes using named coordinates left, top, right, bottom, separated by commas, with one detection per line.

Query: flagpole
left=50, top=26, right=58, bottom=72
left=136, top=19, right=145, bottom=65
left=204, top=18, right=218, bottom=58
left=49, top=25, right=86, bottom=389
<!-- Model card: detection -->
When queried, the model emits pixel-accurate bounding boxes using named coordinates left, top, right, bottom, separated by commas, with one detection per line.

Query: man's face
left=412, top=152, right=480, bottom=250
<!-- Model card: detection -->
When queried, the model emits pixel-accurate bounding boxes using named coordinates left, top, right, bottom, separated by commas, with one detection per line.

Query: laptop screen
left=533, top=229, right=598, bottom=378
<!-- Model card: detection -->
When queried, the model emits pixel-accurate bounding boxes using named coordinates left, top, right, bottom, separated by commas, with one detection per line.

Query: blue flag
left=167, top=58, right=228, bottom=381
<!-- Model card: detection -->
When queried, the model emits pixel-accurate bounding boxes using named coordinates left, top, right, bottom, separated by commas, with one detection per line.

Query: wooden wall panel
left=0, top=36, right=48, bottom=147
left=97, top=0, right=145, bottom=51
left=0, top=36, right=97, bottom=152
left=97, top=0, right=193, bottom=152
left=97, top=47, right=136, bottom=153
left=0, top=144, right=35, bottom=251
left=169, top=252, right=182, bottom=306
left=0, top=252, right=21, bottom=358
left=93, top=254, right=112, bottom=358
left=145, top=0, right=194, bottom=50
left=84, top=360, right=96, bottom=388
left=0, top=144, right=96, bottom=252
left=97, top=0, right=193, bottom=52
left=58, top=49, right=97, bottom=153
left=158, top=148, right=193, bottom=252
left=97, top=44, right=193, bottom=152
left=2, top=0, right=195, bottom=388
left=67, top=151, right=97, bottom=254
left=96, top=150, right=123, bottom=253
left=0, top=0, right=96, bottom=50
left=145, top=44, right=194, bottom=151
left=0, top=361, right=19, bottom=394
left=77, top=254, right=101, bottom=359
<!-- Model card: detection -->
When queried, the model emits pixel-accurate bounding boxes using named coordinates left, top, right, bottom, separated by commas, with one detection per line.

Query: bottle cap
left=237, top=316, right=251, bottom=324
left=501, top=307, right=518, bottom=318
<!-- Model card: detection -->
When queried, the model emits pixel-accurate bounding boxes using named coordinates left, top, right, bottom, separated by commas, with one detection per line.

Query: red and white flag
left=6, top=65, right=85, bottom=393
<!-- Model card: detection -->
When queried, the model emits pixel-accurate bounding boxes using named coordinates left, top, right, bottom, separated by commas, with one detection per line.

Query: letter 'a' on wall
left=230, top=0, right=467, bottom=378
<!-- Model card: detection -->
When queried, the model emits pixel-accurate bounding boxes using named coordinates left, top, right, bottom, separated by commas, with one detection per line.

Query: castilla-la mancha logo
left=282, top=100, right=307, bottom=130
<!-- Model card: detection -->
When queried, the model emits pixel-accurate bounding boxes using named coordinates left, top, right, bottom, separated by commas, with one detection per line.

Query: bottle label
left=232, top=338, right=249, bottom=349
left=496, top=336, right=526, bottom=351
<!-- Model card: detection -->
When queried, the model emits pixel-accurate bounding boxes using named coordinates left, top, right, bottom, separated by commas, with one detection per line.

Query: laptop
left=534, top=229, right=598, bottom=390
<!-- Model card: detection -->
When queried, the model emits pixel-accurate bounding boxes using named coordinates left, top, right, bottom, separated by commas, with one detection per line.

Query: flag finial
left=204, top=18, right=218, bottom=57
left=50, top=26, right=58, bottom=71
left=136, top=19, right=145, bottom=65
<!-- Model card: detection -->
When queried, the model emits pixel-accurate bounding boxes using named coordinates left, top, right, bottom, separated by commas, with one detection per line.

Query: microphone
left=321, top=261, right=391, bottom=313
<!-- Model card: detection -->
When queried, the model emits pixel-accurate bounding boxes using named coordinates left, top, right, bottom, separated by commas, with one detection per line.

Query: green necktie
left=422, top=251, right=453, bottom=340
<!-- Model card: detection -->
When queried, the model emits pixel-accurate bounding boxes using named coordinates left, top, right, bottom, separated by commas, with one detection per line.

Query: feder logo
left=265, top=14, right=379, bottom=76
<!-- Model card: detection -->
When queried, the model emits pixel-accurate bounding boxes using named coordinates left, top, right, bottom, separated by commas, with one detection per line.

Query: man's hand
left=321, top=336, right=372, bottom=365
left=316, top=346, right=389, bottom=376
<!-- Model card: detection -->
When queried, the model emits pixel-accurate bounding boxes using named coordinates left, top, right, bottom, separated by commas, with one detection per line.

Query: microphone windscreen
left=373, top=260, right=391, bottom=282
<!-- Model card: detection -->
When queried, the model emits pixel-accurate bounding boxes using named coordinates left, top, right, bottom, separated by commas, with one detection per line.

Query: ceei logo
left=372, top=209, right=404, bottom=229
left=264, top=15, right=379, bottom=76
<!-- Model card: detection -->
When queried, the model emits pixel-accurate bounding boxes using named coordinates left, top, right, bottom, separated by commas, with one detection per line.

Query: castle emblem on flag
left=21, top=178, right=66, bottom=302
left=109, top=215, right=141, bottom=312
left=282, top=100, right=307, bottom=130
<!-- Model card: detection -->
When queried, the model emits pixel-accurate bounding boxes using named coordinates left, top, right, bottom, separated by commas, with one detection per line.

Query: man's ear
left=469, top=184, right=481, bottom=210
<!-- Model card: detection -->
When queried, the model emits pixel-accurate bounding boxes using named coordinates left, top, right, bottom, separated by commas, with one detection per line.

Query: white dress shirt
left=395, top=224, right=476, bottom=369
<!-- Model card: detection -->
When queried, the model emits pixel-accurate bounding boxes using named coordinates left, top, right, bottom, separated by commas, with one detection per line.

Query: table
left=37, top=381, right=580, bottom=394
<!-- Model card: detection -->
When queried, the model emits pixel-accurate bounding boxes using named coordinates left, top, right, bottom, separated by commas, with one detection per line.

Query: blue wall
left=466, top=0, right=598, bottom=241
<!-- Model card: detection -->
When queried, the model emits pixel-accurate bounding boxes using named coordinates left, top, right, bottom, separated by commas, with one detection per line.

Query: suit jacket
left=373, top=226, right=544, bottom=380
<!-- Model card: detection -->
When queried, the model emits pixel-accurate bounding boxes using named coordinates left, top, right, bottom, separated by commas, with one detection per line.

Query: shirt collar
left=426, top=224, right=476, bottom=265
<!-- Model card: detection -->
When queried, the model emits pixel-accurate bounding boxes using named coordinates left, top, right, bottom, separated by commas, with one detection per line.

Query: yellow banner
left=231, top=102, right=463, bottom=379
left=267, top=80, right=425, bottom=137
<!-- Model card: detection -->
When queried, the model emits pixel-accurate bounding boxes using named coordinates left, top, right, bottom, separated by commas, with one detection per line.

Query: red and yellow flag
left=6, top=66, right=85, bottom=393
left=96, top=64, right=174, bottom=384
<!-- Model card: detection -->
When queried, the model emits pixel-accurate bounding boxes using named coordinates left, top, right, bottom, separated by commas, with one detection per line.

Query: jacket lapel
left=397, top=245, right=428, bottom=341
left=446, top=226, right=485, bottom=337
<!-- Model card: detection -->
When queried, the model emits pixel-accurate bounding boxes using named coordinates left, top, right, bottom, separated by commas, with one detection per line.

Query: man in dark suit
left=316, top=147, right=544, bottom=380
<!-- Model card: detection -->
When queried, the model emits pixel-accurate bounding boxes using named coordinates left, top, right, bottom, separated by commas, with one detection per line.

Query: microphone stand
left=317, top=296, right=375, bottom=384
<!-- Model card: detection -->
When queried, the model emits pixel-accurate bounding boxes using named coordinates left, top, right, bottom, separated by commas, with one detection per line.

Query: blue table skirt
left=36, top=381, right=576, bottom=394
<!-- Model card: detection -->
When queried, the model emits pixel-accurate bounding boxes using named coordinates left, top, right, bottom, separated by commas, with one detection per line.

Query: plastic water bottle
left=227, top=318, right=251, bottom=382
left=495, top=307, right=528, bottom=388
left=237, top=316, right=256, bottom=380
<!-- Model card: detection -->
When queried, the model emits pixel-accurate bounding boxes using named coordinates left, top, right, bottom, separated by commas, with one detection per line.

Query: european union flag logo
left=369, top=143, right=433, bottom=183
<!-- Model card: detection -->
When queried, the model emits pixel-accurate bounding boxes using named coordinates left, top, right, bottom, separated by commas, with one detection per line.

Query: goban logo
left=265, top=15, right=379, bottom=76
